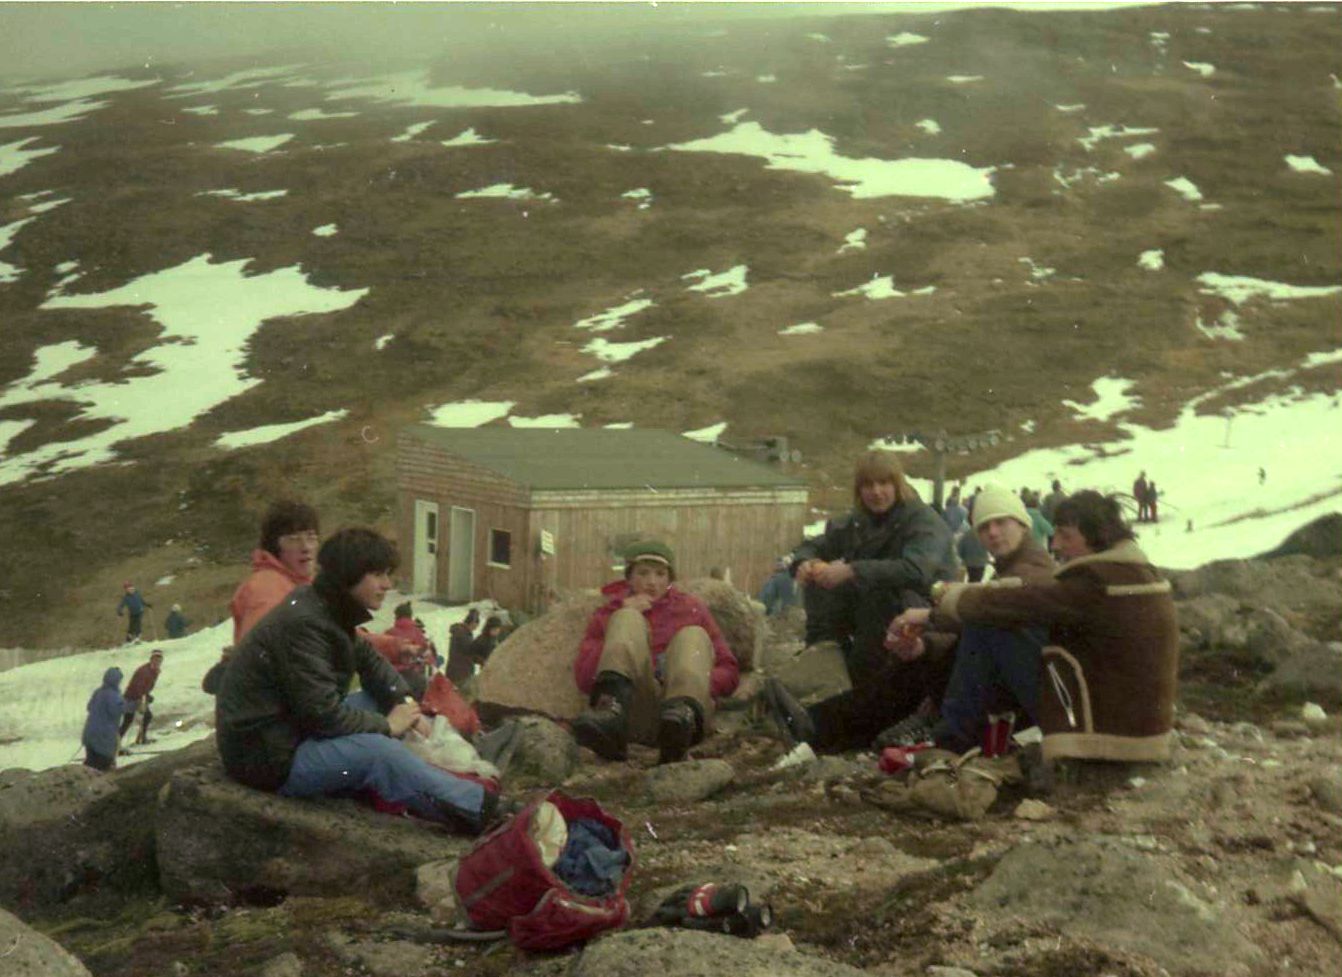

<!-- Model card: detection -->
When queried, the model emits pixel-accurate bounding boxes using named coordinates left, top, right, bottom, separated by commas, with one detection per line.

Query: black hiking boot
left=657, top=697, right=704, bottom=765
left=572, top=672, right=633, bottom=761
left=433, top=791, right=520, bottom=835
left=755, top=678, right=815, bottom=749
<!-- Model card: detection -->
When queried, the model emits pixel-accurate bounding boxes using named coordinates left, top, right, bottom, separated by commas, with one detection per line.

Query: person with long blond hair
left=785, top=451, right=953, bottom=749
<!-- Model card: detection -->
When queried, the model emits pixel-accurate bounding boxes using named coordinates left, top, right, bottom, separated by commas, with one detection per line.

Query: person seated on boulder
left=382, top=601, right=432, bottom=699
left=926, top=490, right=1178, bottom=767
left=215, top=527, right=510, bottom=834
left=786, top=451, right=953, bottom=749
left=881, top=484, right=1055, bottom=751
left=572, top=540, right=739, bottom=764
left=231, top=499, right=419, bottom=681
left=230, top=500, right=323, bottom=644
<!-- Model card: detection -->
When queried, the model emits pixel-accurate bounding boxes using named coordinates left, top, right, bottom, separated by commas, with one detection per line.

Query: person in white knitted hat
left=881, top=483, right=1054, bottom=750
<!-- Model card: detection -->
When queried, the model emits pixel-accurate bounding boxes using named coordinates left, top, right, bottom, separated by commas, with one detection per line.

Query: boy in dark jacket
left=83, top=667, right=125, bottom=771
left=215, top=528, right=508, bottom=834
left=446, top=609, right=480, bottom=685
left=786, top=451, right=952, bottom=748
left=469, top=616, right=505, bottom=669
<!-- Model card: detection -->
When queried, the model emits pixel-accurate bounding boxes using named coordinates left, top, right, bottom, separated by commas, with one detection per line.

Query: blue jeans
left=280, top=732, right=486, bottom=829
left=934, top=624, right=1046, bottom=753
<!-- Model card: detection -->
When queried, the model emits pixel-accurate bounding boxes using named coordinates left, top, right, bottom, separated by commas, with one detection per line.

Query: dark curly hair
left=1052, top=490, right=1135, bottom=552
left=316, top=528, right=399, bottom=590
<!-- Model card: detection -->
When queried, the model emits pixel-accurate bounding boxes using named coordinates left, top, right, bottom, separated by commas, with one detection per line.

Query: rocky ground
left=0, top=2, right=1339, bottom=649
left=1, top=541, right=1340, bottom=977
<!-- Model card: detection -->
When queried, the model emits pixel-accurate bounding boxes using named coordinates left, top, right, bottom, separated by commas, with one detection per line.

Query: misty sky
left=0, top=2, right=1151, bottom=83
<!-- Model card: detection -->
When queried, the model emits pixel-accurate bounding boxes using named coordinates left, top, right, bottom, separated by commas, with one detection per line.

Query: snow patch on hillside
left=427, top=400, right=514, bottom=427
left=0, top=255, right=367, bottom=486
left=215, top=410, right=349, bottom=450
left=665, top=122, right=996, bottom=201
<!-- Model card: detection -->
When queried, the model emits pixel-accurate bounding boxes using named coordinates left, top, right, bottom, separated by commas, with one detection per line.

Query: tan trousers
left=597, top=608, right=714, bottom=746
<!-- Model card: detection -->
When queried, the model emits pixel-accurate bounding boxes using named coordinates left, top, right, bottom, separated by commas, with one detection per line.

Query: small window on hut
left=488, top=529, right=512, bottom=568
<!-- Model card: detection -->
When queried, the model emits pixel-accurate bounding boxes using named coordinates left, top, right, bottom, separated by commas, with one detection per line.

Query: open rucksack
left=452, top=790, right=634, bottom=951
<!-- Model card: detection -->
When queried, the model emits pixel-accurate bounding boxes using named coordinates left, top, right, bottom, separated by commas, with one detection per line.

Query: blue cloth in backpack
left=553, top=818, right=628, bottom=896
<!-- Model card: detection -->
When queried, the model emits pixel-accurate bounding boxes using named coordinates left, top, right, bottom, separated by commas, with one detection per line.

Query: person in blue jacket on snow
left=82, top=667, right=125, bottom=772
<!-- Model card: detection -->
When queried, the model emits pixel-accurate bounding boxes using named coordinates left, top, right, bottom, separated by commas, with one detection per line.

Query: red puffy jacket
left=230, top=549, right=311, bottom=644
left=574, top=580, right=739, bottom=700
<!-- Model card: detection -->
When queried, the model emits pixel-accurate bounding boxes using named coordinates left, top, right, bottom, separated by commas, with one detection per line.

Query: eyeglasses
left=279, top=531, right=320, bottom=546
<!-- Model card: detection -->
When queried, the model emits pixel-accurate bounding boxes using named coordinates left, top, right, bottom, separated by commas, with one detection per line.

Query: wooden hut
left=395, top=425, right=809, bottom=611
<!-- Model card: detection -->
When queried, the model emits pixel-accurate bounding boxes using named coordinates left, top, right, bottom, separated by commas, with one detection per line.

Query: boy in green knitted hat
left=571, top=540, right=739, bottom=763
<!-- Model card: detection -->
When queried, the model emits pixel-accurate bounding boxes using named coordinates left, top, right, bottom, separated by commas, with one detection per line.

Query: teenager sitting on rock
left=882, top=484, right=1055, bottom=751
left=927, top=491, right=1178, bottom=765
left=572, top=540, right=739, bottom=764
left=787, top=451, right=952, bottom=748
left=216, top=527, right=509, bottom=834
left=231, top=500, right=322, bottom=644
left=230, top=500, right=421, bottom=687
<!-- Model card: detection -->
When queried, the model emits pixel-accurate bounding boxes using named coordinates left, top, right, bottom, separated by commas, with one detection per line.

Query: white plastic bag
left=405, top=715, right=501, bottom=779
left=529, top=800, right=568, bottom=868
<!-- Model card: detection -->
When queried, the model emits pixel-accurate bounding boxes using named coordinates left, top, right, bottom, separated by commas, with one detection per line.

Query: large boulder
left=474, top=715, right=578, bottom=787
left=0, top=737, right=215, bottom=916
left=1258, top=641, right=1342, bottom=699
left=155, top=760, right=472, bottom=905
left=678, top=578, right=765, bottom=671
left=574, top=928, right=868, bottom=977
left=1170, top=555, right=1340, bottom=619
left=767, top=642, right=851, bottom=705
left=0, top=906, right=92, bottom=976
left=1259, top=512, right=1342, bottom=560
left=968, top=835, right=1259, bottom=975
left=474, top=594, right=604, bottom=724
left=475, top=580, right=767, bottom=725
left=1175, top=593, right=1242, bottom=650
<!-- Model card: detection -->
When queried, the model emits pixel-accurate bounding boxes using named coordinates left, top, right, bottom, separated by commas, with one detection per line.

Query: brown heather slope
left=0, top=4, right=1338, bottom=649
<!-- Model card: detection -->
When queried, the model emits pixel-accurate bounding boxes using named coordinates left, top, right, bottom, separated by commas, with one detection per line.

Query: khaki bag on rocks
left=909, top=748, right=1009, bottom=821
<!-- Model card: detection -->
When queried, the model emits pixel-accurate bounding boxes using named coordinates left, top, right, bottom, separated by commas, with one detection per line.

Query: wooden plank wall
left=397, top=431, right=810, bottom=610
left=529, top=489, right=808, bottom=599
left=396, top=433, right=533, bottom=609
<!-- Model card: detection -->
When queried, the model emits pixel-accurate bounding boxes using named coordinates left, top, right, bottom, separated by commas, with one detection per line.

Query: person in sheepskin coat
left=930, top=490, right=1179, bottom=765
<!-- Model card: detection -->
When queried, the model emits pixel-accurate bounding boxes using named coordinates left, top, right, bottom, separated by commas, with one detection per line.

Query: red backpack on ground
left=452, top=791, right=634, bottom=951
